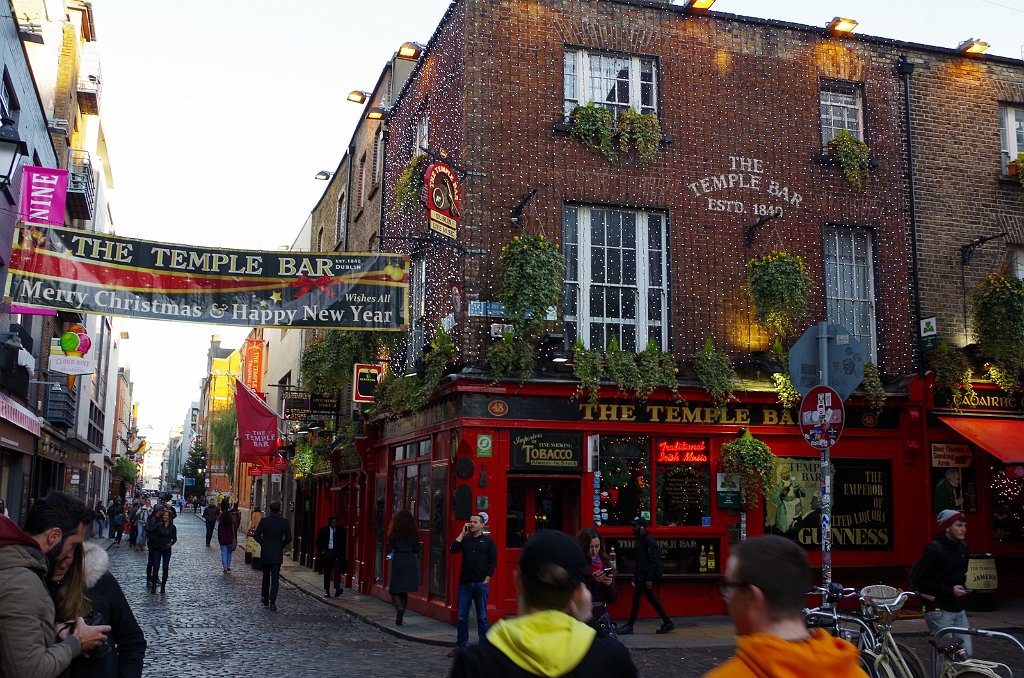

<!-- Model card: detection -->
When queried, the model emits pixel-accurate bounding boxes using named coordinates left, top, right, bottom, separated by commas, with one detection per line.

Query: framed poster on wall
left=930, top=443, right=976, bottom=513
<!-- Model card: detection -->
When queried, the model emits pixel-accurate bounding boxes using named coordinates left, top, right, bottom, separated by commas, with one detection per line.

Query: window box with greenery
left=828, top=129, right=870, bottom=190
left=391, top=153, right=428, bottom=215
left=970, top=273, right=1024, bottom=391
left=568, top=102, right=663, bottom=166
left=694, top=338, right=736, bottom=408
left=372, top=326, right=456, bottom=418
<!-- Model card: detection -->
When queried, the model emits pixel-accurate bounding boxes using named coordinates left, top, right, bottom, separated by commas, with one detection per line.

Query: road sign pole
left=817, top=322, right=832, bottom=588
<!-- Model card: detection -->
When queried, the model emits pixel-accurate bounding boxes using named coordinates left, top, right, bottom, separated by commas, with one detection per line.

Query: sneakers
left=656, top=622, right=675, bottom=635
left=269, top=602, right=277, bottom=611
left=262, top=597, right=269, bottom=607
left=616, top=624, right=634, bottom=635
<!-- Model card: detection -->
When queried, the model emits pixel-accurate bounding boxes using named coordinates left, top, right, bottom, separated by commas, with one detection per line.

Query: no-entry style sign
left=799, top=385, right=844, bottom=450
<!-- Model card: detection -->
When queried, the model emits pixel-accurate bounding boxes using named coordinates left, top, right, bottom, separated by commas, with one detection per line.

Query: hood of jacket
left=81, top=541, right=110, bottom=589
left=0, top=514, right=45, bottom=575
left=485, top=610, right=597, bottom=677
left=722, top=629, right=866, bottom=678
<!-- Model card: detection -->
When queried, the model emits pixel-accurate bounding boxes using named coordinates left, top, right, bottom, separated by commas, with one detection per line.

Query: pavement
left=253, top=519, right=1024, bottom=651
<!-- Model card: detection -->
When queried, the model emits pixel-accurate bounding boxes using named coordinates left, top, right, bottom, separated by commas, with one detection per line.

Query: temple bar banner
left=6, top=222, right=409, bottom=330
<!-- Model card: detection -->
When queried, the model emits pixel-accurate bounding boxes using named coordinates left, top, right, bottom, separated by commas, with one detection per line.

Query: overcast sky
left=92, top=0, right=1023, bottom=445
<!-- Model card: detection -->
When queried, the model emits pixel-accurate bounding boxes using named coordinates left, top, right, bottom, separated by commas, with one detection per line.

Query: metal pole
left=817, top=322, right=832, bottom=589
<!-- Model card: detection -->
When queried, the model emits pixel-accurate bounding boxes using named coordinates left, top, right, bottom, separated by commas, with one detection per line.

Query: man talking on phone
left=448, top=513, right=497, bottom=656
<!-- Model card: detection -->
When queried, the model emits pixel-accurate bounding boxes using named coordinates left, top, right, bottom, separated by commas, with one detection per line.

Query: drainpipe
left=344, top=142, right=354, bottom=252
left=898, top=55, right=924, bottom=376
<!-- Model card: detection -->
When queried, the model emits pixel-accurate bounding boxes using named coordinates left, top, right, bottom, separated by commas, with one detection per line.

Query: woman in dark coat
left=51, top=542, right=147, bottom=678
left=386, top=509, right=420, bottom=626
left=218, top=508, right=237, bottom=573
left=146, top=507, right=177, bottom=593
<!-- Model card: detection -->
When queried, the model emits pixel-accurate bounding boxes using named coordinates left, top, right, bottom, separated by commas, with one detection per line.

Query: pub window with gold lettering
left=654, top=438, right=710, bottom=526
left=598, top=436, right=651, bottom=526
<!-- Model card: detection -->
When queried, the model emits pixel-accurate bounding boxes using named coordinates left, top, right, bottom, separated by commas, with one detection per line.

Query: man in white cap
left=915, top=509, right=971, bottom=661
left=448, top=512, right=497, bottom=656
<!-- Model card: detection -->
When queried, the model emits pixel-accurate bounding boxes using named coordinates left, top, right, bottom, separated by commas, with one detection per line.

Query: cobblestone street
left=107, top=515, right=452, bottom=677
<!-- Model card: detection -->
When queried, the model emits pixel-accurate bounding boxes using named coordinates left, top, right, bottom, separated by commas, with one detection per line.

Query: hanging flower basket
left=746, top=250, right=810, bottom=340
left=970, top=273, right=1024, bottom=391
left=719, top=430, right=776, bottom=510
left=499, top=234, right=562, bottom=337
left=829, top=130, right=870, bottom=190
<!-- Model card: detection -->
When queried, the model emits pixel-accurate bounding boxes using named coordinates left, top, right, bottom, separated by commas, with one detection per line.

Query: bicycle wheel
left=863, top=649, right=892, bottom=678
left=857, top=650, right=881, bottom=678
left=894, top=641, right=928, bottom=678
left=951, top=671, right=1001, bottom=678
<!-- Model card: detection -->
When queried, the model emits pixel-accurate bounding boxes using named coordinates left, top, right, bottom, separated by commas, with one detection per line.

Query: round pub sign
left=798, top=385, right=844, bottom=450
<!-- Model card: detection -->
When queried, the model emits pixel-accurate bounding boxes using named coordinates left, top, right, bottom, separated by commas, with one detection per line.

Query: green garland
left=829, top=130, right=870, bottom=190
left=392, top=153, right=428, bottom=215
left=694, top=338, right=736, bottom=408
left=970, top=274, right=1024, bottom=392
left=371, top=326, right=457, bottom=418
left=861, top=362, right=886, bottom=412
left=570, top=103, right=616, bottom=162
left=499, top=234, right=562, bottom=338
left=572, top=339, right=604, bottom=404
left=604, top=337, right=641, bottom=394
left=637, top=341, right=681, bottom=402
left=719, top=430, right=776, bottom=509
left=486, top=333, right=534, bottom=383
left=616, top=108, right=662, bottom=165
left=931, top=343, right=975, bottom=410
left=746, top=251, right=810, bottom=340
left=771, top=372, right=801, bottom=409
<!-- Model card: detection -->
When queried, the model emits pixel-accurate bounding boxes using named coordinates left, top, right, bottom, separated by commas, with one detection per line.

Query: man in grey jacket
left=253, top=501, right=291, bottom=611
left=0, top=491, right=110, bottom=677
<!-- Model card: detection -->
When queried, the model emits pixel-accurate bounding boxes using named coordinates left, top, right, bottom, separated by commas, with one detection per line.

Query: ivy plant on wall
left=930, top=342, right=975, bottom=410
left=970, top=273, right=1024, bottom=392
left=694, top=338, right=736, bottom=408
left=829, top=130, right=870, bottom=190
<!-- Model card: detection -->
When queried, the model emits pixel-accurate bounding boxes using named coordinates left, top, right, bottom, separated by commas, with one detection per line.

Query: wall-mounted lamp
left=957, top=38, right=989, bottom=55
left=397, top=42, right=424, bottom=60
left=0, top=118, right=28, bottom=190
left=346, top=90, right=371, bottom=104
left=366, top=106, right=392, bottom=121
left=29, top=380, right=63, bottom=392
left=314, top=170, right=335, bottom=180
left=827, top=17, right=858, bottom=35
left=682, top=0, right=715, bottom=11
left=538, top=333, right=569, bottom=364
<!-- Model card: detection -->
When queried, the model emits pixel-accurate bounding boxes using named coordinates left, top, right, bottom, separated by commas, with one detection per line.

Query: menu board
left=656, top=463, right=710, bottom=526
left=605, top=536, right=721, bottom=576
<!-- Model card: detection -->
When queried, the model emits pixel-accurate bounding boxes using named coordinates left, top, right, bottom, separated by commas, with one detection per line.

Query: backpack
left=909, top=541, right=937, bottom=591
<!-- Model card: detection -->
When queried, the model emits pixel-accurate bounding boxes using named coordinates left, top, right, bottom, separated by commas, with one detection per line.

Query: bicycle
left=929, top=626, right=1024, bottom=678
left=804, top=583, right=926, bottom=678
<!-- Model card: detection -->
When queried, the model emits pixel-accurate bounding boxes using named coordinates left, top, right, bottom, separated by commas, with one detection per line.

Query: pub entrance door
left=500, top=478, right=580, bottom=611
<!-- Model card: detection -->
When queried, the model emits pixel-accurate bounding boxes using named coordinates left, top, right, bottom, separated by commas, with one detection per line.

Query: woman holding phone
left=577, top=527, right=618, bottom=637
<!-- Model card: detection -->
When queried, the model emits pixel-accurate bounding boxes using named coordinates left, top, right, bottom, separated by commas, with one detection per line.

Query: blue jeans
left=456, top=582, right=489, bottom=648
left=925, top=608, right=971, bottom=674
left=221, top=544, right=233, bottom=569
left=95, top=519, right=105, bottom=538
left=262, top=563, right=282, bottom=603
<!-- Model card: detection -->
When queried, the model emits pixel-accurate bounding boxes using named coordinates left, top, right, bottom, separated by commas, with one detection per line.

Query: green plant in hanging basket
left=829, top=129, right=870, bottom=190
left=636, top=341, right=680, bottom=402
left=771, top=372, right=801, bottom=409
left=930, top=342, right=975, bottom=409
left=499, top=234, right=563, bottom=338
left=746, top=251, right=810, bottom=340
left=605, top=337, right=641, bottom=394
left=860, top=362, right=886, bottom=412
left=616, top=108, right=662, bottom=165
left=114, top=456, right=137, bottom=481
left=572, top=339, right=604, bottom=404
left=570, top=102, right=616, bottom=163
left=392, top=153, right=428, bottom=215
left=694, top=338, right=736, bottom=408
left=970, top=273, right=1024, bottom=392
left=719, top=429, right=776, bottom=509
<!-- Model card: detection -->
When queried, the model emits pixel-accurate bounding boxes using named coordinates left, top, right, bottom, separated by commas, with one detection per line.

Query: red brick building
left=330, top=0, right=1024, bottom=623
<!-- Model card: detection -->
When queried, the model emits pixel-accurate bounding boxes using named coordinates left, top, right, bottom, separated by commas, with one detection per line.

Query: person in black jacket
left=51, top=542, right=146, bottom=678
left=917, top=509, right=972, bottom=663
left=202, top=500, right=220, bottom=547
left=253, top=501, right=292, bottom=611
left=316, top=516, right=347, bottom=597
left=449, top=529, right=638, bottom=678
left=449, top=512, right=497, bottom=655
left=145, top=506, right=177, bottom=594
left=617, top=517, right=673, bottom=635
left=387, top=509, right=421, bottom=625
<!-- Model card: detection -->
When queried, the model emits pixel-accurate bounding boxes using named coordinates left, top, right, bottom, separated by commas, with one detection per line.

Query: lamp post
left=0, top=118, right=28, bottom=189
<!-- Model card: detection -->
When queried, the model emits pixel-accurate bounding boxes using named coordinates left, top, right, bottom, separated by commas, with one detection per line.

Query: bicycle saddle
left=929, top=636, right=963, bottom=653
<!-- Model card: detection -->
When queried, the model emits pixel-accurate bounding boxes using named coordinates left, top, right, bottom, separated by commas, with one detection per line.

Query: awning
left=937, top=416, right=1024, bottom=463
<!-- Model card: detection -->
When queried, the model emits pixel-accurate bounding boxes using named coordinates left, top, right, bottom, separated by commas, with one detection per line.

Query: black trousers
left=321, top=551, right=344, bottom=592
left=262, top=562, right=282, bottom=603
left=628, top=580, right=671, bottom=625
left=205, top=520, right=216, bottom=545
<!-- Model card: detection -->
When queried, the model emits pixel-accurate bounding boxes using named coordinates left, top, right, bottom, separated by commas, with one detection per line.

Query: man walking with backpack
left=914, top=510, right=972, bottom=664
left=202, top=499, right=220, bottom=547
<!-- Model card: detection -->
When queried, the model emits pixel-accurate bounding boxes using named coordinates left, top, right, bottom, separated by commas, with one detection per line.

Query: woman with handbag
left=577, top=527, right=618, bottom=638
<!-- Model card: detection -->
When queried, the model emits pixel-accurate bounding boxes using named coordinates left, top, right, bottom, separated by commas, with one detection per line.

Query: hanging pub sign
left=509, top=429, right=583, bottom=473
left=352, top=363, right=383, bottom=403
left=6, top=223, right=409, bottom=330
left=424, top=161, right=461, bottom=240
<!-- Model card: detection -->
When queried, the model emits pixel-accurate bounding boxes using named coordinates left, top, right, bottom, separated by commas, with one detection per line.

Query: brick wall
left=384, top=0, right=947, bottom=375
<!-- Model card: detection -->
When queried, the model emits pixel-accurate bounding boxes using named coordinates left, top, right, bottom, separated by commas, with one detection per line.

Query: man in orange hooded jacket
left=704, top=535, right=868, bottom=678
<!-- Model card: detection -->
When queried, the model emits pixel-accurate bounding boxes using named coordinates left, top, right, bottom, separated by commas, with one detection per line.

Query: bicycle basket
left=860, top=584, right=903, bottom=611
